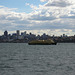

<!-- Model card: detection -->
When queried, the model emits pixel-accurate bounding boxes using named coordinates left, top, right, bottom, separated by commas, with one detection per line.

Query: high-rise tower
left=16, top=30, right=20, bottom=36
left=4, top=30, right=8, bottom=36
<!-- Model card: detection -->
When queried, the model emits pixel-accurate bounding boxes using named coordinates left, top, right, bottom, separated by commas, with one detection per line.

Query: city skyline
left=1, top=30, right=75, bottom=37
left=0, top=30, right=75, bottom=43
left=0, top=0, right=75, bottom=36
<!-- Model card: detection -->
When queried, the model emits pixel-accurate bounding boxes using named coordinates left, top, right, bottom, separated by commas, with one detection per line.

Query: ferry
left=28, top=39, right=57, bottom=45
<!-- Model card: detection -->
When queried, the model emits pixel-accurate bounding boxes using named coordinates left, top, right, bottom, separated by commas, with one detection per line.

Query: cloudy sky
left=0, top=0, right=75, bottom=36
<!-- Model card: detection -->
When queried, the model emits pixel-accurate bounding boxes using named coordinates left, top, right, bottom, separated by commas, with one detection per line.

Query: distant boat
left=28, top=39, right=57, bottom=45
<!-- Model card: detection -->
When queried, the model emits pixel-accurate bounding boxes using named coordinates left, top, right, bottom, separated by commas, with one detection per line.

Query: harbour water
left=0, top=43, right=75, bottom=75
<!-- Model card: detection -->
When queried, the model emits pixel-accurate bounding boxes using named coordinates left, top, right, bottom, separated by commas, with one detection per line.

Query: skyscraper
left=4, top=30, right=8, bottom=36
left=16, top=30, right=20, bottom=36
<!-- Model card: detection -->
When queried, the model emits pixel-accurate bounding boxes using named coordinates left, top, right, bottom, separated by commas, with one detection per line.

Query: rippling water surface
left=0, top=43, right=75, bottom=75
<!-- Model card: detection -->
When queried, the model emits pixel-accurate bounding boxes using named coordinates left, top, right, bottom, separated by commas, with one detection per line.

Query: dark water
left=0, top=43, right=75, bottom=75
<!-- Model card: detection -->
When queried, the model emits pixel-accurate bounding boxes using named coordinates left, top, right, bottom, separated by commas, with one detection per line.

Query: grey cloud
left=66, top=16, right=75, bottom=19
left=6, top=16, right=20, bottom=21
left=24, top=19, right=74, bottom=30
left=6, top=16, right=30, bottom=24
left=29, top=10, right=56, bottom=21
left=60, top=15, right=75, bottom=19
left=45, top=0, right=71, bottom=7
left=29, top=15, right=56, bottom=21
left=0, top=15, right=7, bottom=20
left=0, top=13, right=31, bottom=31
left=14, top=20, right=30, bottom=24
